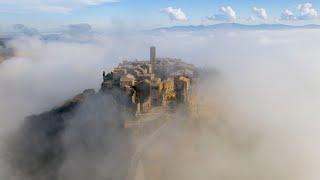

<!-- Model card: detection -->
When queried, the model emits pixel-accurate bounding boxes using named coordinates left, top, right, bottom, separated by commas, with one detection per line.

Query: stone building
left=175, top=76, right=191, bottom=103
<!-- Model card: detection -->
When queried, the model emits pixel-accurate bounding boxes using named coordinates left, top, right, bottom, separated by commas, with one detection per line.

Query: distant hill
left=152, top=23, right=320, bottom=32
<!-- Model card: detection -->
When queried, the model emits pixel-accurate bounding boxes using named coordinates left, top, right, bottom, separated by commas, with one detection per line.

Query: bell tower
left=150, top=46, right=156, bottom=72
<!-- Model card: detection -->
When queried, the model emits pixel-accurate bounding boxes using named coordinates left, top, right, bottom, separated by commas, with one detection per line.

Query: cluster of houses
left=101, top=47, right=196, bottom=116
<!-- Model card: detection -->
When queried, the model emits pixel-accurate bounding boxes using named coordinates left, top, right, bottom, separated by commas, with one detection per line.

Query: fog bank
left=1, top=29, right=320, bottom=179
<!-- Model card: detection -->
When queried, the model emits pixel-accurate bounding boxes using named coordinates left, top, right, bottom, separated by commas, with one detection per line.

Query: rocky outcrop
left=7, top=89, right=134, bottom=180
left=0, top=38, right=14, bottom=63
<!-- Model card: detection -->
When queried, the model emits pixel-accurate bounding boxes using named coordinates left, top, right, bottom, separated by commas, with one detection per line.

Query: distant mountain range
left=0, top=23, right=97, bottom=43
left=152, top=23, right=320, bottom=32
left=2, top=23, right=320, bottom=42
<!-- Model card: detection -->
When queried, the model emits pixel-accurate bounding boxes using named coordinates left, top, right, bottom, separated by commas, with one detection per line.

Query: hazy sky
left=1, top=0, right=320, bottom=30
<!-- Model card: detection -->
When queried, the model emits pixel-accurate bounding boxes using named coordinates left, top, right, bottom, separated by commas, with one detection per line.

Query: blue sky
left=1, top=0, right=320, bottom=31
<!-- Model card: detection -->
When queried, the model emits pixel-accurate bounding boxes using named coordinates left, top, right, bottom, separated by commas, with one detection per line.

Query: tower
left=150, top=46, right=156, bottom=73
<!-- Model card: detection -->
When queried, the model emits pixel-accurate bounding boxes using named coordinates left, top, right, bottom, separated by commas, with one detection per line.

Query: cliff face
left=7, top=89, right=134, bottom=180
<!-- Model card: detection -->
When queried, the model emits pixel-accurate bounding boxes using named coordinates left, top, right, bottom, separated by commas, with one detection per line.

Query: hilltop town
left=101, top=47, right=198, bottom=118
left=12, top=46, right=202, bottom=180
left=24, top=47, right=200, bottom=134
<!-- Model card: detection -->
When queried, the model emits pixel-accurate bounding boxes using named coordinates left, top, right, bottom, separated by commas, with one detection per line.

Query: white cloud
left=0, top=0, right=118, bottom=13
left=281, top=9, right=296, bottom=21
left=253, top=7, right=268, bottom=20
left=297, top=3, right=318, bottom=20
left=208, top=6, right=237, bottom=22
left=220, top=6, right=237, bottom=21
left=80, top=0, right=117, bottom=5
left=161, top=7, right=188, bottom=22
left=30, top=4, right=72, bottom=13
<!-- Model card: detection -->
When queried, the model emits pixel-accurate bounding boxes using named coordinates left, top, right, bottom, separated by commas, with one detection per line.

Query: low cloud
left=161, top=7, right=188, bottom=22
left=1, top=29, right=320, bottom=179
